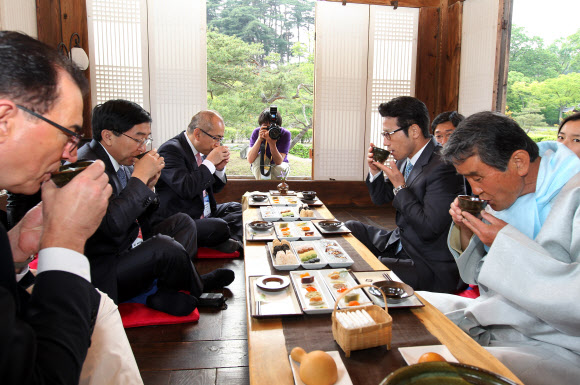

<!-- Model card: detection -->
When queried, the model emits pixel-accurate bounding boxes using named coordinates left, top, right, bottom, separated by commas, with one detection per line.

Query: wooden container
left=331, top=284, right=392, bottom=357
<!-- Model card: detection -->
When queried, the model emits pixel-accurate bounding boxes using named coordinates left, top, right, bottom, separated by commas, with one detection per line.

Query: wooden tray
left=249, top=275, right=303, bottom=318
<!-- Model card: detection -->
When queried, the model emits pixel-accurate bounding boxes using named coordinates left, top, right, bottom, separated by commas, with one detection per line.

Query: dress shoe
left=201, top=268, right=235, bottom=291
left=210, top=238, right=243, bottom=254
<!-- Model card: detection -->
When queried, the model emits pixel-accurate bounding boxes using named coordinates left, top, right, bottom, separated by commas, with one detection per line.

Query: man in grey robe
left=419, top=111, right=580, bottom=385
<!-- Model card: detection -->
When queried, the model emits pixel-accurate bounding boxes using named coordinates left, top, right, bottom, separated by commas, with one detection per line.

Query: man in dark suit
left=155, top=110, right=243, bottom=253
left=345, top=97, right=465, bottom=293
left=77, top=100, right=234, bottom=316
left=0, top=31, right=123, bottom=384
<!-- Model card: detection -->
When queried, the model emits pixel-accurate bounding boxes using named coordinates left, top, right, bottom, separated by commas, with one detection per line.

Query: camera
left=267, top=106, right=282, bottom=140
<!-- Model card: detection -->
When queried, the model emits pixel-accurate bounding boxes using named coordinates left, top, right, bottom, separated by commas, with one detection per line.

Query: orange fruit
left=418, top=352, right=446, bottom=363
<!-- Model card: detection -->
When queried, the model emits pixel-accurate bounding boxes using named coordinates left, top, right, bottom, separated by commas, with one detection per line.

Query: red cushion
left=197, top=247, right=240, bottom=259
left=456, top=284, right=480, bottom=299
left=118, top=302, right=200, bottom=328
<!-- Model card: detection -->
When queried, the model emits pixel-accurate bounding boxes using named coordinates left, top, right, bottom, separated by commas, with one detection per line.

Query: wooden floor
left=128, top=204, right=396, bottom=385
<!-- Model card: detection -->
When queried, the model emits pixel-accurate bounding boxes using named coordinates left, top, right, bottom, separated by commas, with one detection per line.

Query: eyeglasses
left=16, top=104, right=83, bottom=150
left=121, top=133, right=153, bottom=147
left=197, top=127, right=223, bottom=143
left=380, top=126, right=406, bottom=141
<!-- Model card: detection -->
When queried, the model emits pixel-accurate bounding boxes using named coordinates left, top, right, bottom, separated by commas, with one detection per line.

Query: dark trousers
left=152, top=213, right=198, bottom=260
left=345, top=220, right=419, bottom=289
left=194, top=201, right=243, bottom=246
left=116, top=234, right=204, bottom=302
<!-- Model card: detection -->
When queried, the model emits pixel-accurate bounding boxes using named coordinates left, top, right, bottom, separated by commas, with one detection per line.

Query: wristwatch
left=393, top=184, right=407, bottom=196
left=14, top=254, right=36, bottom=269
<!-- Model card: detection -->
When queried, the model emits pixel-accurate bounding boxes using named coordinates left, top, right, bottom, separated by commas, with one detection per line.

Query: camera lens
left=268, top=125, right=282, bottom=140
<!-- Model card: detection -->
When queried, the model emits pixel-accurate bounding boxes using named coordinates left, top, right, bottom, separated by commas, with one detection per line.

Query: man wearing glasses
left=0, top=32, right=141, bottom=384
left=155, top=110, right=243, bottom=254
left=75, top=100, right=233, bottom=316
left=345, top=96, right=465, bottom=293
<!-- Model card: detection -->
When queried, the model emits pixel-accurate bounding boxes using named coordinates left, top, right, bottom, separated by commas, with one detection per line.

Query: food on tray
left=290, top=347, right=338, bottom=385
left=280, top=209, right=295, bottom=217
left=305, top=286, right=318, bottom=292
left=418, top=352, right=446, bottom=363
left=300, top=272, right=310, bottom=278
left=328, top=271, right=341, bottom=280
left=344, top=292, right=360, bottom=303
left=309, top=296, right=325, bottom=307
left=275, top=250, right=296, bottom=265
left=301, top=275, right=315, bottom=284
left=305, top=291, right=320, bottom=298
left=332, top=283, right=347, bottom=290
left=347, top=300, right=360, bottom=306
left=272, top=239, right=291, bottom=254
left=304, top=231, right=315, bottom=236
left=299, top=208, right=314, bottom=217
left=296, top=245, right=319, bottom=263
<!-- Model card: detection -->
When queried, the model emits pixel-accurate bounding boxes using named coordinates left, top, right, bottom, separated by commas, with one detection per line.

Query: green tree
left=535, top=72, right=580, bottom=123
left=512, top=104, right=546, bottom=132
left=549, top=29, right=580, bottom=74
left=509, top=26, right=561, bottom=81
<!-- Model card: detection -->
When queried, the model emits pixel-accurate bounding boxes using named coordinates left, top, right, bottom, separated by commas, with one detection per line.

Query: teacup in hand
left=457, top=195, right=488, bottom=217
left=372, top=147, right=390, bottom=163
left=51, top=160, right=95, bottom=187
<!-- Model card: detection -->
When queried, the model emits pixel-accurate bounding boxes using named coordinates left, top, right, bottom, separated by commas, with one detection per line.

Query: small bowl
left=248, top=220, right=274, bottom=232
left=372, top=147, right=390, bottom=163
left=380, top=362, right=519, bottom=385
left=301, top=191, right=317, bottom=200
left=317, top=220, right=343, bottom=230
left=458, top=195, right=488, bottom=217
left=369, top=280, right=413, bottom=300
left=51, top=160, right=95, bottom=187
left=251, top=194, right=268, bottom=202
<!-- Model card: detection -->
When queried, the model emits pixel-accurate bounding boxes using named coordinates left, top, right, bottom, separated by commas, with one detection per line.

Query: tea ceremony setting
left=1, top=0, right=580, bottom=384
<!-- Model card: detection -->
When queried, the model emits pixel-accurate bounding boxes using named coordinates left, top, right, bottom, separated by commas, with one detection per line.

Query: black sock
left=146, top=289, right=198, bottom=316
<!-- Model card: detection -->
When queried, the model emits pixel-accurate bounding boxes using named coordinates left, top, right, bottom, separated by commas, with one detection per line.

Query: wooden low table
left=242, top=197, right=522, bottom=385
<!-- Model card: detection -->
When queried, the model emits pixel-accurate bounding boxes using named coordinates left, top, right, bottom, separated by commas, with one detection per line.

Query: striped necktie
left=195, top=152, right=203, bottom=166
left=404, top=161, right=413, bottom=181
left=117, top=166, right=127, bottom=189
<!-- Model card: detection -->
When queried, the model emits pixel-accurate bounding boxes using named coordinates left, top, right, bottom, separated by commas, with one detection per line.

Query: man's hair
left=558, top=112, right=580, bottom=134
left=378, top=96, right=430, bottom=137
left=258, top=108, right=283, bottom=126
left=431, top=111, right=465, bottom=134
left=442, top=111, right=539, bottom=171
left=91, top=99, right=151, bottom=141
left=0, top=31, right=88, bottom=115
left=187, top=110, right=223, bottom=134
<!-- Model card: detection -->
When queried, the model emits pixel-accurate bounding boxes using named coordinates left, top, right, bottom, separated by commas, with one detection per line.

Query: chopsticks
left=382, top=272, right=393, bottom=282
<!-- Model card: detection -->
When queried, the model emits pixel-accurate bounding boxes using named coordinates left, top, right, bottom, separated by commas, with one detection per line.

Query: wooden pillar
left=415, top=6, right=440, bottom=122
left=36, top=0, right=92, bottom=138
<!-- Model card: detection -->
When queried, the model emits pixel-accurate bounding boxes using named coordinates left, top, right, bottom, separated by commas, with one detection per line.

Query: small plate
left=289, top=351, right=353, bottom=385
left=268, top=243, right=300, bottom=271
left=317, top=239, right=354, bottom=268
left=292, top=240, right=328, bottom=269
left=256, top=275, right=290, bottom=292
left=398, top=345, right=458, bottom=365
left=289, top=270, right=334, bottom=314
left=312, top=220, right=351, bottom=235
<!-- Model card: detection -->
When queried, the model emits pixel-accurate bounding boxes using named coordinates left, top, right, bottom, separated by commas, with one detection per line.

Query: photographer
left=247, top=107, right=291, bottom=180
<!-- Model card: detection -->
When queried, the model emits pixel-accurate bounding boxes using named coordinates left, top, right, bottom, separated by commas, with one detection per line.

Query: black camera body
left=267, top=106, right=282, bottom=140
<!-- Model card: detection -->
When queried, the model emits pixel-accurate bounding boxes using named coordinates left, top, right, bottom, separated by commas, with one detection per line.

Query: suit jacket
left=155, top=131, right=227, bottom=220
left=0, top=224, right=100, bottom=384
left=77, top=140, right=159, bottom=300
left=367, top=137, right=465, bottom=292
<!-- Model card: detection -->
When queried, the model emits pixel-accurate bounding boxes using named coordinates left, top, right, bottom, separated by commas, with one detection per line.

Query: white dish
left=268, top=242, right=301, bottom=271
left=318, top=269, right=372, bottom=309
left=317, top=239, right=354, bottom=268
left=289, top=351, right=353, bottom=385
left=269, top=195, right=301, bottom=206
left=256, top=275, right=291, bottom=292
left=274, top=222, right=301, bottom=241
left=260, top=206, right=281, bottom=221
left=292, top=240, right=328, bottom=269
left=294, top=221, right=322, bottom=240
left=290, top=270, right=334, bottom=314
left=398, top=345, right=458, bottom=365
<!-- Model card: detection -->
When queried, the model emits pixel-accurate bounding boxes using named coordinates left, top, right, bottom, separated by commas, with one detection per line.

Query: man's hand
left=8, top=203, right=44, bottom=264
left=371, top=154, right=404, bottom=187
left=259, top=124, right=277, bottom=146
left=206, top=145, right=230, bottom=171
left=40, top=160, right=113, bottom=254
left=133, top=149, right=164, bottom=187
left=457, top=209, right=508, bottom=247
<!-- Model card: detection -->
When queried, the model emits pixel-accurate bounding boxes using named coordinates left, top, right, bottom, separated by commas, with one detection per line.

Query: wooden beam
left=322, top=0, right=440, bottom=8
left=36, top=0, right=62, bottom=49
left=440, top=1, right=462, bottom=112
left=415, top=7, right=439, bottom=121
left=493, top=0, right=513, bottom=113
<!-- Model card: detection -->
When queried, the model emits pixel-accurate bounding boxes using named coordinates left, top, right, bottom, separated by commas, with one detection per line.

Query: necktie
left=404, top=161, right=413, bottom=181
left=117, top=166, right=127, bottom=189
left=195, top=152, right=203, bottom=166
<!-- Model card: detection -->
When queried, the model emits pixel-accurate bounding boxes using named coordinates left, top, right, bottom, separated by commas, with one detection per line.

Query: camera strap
left=259, top=141, right=272, bottom=177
